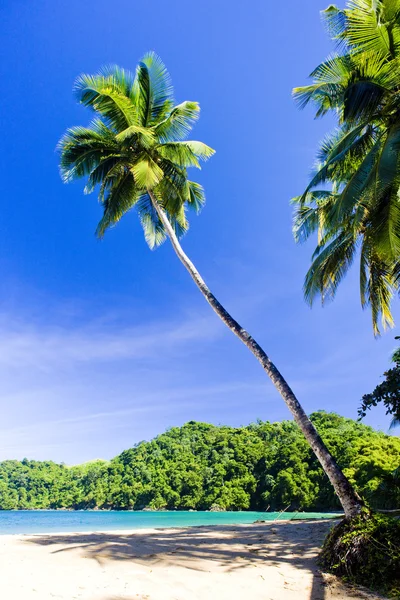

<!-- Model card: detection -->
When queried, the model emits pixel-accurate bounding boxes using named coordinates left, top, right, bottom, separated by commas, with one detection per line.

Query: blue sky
left=0, top=0, right=398, bottom=464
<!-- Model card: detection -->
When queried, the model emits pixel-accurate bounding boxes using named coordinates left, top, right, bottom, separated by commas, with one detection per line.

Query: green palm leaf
left=136, top=193, right=166, bottom=249
left=154, top=101, right=200, bottom=143
left=304, top=229, right=357, bottom=305
left=74, top=72, right=137, bottom=131
left=133, top=52, right=174, bottom=127
left=59, top=53, right=214, bottom=249
left=294, top=0, right=400, bottom=332
left=58, top=125, right=118, bottom=182
left=157, top=141, right=214, bottom=169
left=131, top=157, right=164, bottom=189
left=187, top=181, right=206, bottom=213
left=96, top=170, right=138, bottom=238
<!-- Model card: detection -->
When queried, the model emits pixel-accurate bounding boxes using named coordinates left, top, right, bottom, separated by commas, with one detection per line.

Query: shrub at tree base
left=320, top=511, right=400, bottom=599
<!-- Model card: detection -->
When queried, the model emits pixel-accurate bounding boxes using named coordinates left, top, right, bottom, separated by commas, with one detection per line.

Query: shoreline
left=0, top=515, right=344, bottom=538
left=0, top=507, right=345, bottom=512
left=0, top=512, right=344, bottom=537
left=0, top=518, right=341, bottom=538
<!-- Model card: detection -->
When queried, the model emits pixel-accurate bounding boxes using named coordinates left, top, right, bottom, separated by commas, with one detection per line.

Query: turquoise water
left=0, top=510, right=342, bottom=535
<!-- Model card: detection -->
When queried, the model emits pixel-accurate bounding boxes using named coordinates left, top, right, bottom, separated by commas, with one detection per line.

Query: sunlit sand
left=0, top=520, right=383, bottom=600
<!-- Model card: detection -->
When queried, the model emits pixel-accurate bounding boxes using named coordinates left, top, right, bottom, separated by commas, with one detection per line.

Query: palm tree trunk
left=149, top=192, right=363, bottom=519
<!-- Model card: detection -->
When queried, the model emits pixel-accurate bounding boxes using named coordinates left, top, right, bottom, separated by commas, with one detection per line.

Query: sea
left=0, top=510, right=342, bottom=535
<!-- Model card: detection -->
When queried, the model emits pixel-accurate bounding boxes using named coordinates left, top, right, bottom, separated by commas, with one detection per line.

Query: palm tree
left=58, top=52, right=363, bottom=518
left=292, top=0, right=400, bottom=335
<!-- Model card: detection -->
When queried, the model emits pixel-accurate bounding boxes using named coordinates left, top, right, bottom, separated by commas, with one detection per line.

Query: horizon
left=1, top=0, right=399, bottom=465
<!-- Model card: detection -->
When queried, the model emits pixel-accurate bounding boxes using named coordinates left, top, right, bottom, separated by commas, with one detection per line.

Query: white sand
left=0, top=520, right=385, bottom=600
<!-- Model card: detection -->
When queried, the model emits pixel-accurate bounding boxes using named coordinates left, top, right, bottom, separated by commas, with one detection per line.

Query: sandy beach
left=0, top=519, right=385, bottom=600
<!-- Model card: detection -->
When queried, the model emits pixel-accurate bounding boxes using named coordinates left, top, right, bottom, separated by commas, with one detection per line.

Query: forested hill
left=0, top=412, right=399, bottom=511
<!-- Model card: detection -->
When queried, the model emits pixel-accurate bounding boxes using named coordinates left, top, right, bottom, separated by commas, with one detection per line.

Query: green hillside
left=0, top=412, right=399, bottom=511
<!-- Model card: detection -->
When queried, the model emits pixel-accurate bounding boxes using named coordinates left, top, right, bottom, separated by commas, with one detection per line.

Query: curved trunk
left=149, top=192, right=363, bottom=519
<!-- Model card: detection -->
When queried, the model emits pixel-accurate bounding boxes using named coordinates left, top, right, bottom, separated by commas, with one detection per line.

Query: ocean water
left=0, top=510, right=342, bottom=535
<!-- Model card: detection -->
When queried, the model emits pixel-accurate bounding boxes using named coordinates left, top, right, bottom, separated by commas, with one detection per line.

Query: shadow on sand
left=24, top=520, right=371, bottom=600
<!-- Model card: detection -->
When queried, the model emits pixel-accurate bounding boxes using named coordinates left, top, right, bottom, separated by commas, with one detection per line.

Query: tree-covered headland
left=0, top=412, right=399, bottom=512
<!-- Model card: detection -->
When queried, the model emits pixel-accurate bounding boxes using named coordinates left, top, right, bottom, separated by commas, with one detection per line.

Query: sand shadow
left=25, top=520, right=341, bottom=599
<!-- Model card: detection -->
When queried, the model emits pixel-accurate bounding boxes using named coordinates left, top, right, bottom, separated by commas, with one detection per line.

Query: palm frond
left=115, top=124, right=155, bottom=148
left=293, top=54, right=351, bottom=116
left=365, top=252, right=395, bottom=334
left=136, top=193, right=166, bottom=248
left=187, top=181, right=206, bottom=213
left=344, top=81, right=386, bottom=121
left=96, top=170, right=138, bottom=238
left=156, top=171, right=188, bottom=216
left=133, top=52, right=174, bottom=127
left=157, top=143, right=200, bottom=168
left=389, top=415, right=400, bottom=429
left=154, top=101, right=200, bottom=142
left=304, top=230, right=357, bottom=305
left=74, top=72, right=137, bottom=131
left=183, top=141, right=215, bottom=161
left=157, top=141, right=214, bottom=169
left=345, top=0, right=394, bottom=57
left=84, top=156, right=121, bottom=194
left=302, top=123, right=377, bottom=197
left=316, top=122, right=370, bottom=166
left=170, top=204, right=189, bottom=238
left=292, top=204, right=320, bottom=244
left=322, top=4, right=349, bottom=45
left=292, top=191, right=338, bottom=243
left=131, top=157, right=163, bottom=189
left=323, top=4, right=348, bottom=38
left=327, top=139, right=382, bottom=222
left=58, top=124, right=118, bottom=182
left=393, top=260, right=400, bottom=286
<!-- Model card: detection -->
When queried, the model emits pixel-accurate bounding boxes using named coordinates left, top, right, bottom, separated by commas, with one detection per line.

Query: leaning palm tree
left=293, top=0, right=400, bottom=335
left=58, top=52, right=362, bottom=518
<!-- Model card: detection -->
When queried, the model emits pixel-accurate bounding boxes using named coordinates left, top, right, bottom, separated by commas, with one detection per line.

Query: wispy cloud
left=0, top=311, right=222, bottom=370
left=0, top=303, right=277, bottom=462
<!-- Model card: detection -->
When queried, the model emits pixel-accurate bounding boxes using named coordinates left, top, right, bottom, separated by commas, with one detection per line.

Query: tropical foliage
left=359, top=340, right=400, bottom=428
left=58, top=52, right=214, bottom=248
left=293, top=0, right=400, bottom=334
left=320, top=510, right=400, bottom=598
left=0, top=413, right=399, bottom=511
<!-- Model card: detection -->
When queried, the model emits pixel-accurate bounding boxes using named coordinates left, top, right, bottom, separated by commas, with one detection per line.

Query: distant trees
left=1, top=413, right=399, bottom=511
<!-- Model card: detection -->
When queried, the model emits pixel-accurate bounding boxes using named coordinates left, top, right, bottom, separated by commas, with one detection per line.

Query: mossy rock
left=320, top=510, right=400, bottom=598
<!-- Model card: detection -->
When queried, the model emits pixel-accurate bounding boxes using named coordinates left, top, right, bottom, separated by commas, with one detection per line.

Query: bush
left=320, top=510, right=400, bottom=598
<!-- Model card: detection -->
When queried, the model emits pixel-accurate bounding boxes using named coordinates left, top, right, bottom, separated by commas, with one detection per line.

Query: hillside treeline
left=0, top=412, right=399, bottom=511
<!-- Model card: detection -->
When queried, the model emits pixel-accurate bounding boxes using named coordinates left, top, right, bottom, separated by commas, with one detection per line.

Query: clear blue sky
left=0, top=0, right=398, bottom=464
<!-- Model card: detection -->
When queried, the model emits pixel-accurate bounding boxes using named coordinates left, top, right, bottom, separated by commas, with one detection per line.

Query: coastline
left=0, top=509, right=344, bottom=536
left=0, top=515, right=343, bottom=538
left=0, top=520, right=383, bottom=599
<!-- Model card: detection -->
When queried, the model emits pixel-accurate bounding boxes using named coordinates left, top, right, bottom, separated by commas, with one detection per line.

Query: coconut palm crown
left=292, top=0, right=400, bottom=334
left=58, top=52, right=214, bottom=248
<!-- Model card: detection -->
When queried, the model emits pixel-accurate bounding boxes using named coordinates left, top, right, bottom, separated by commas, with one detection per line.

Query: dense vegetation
left=320, top=510, right=400, bottom=599
left=0, top=412, right=399, bottom=512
